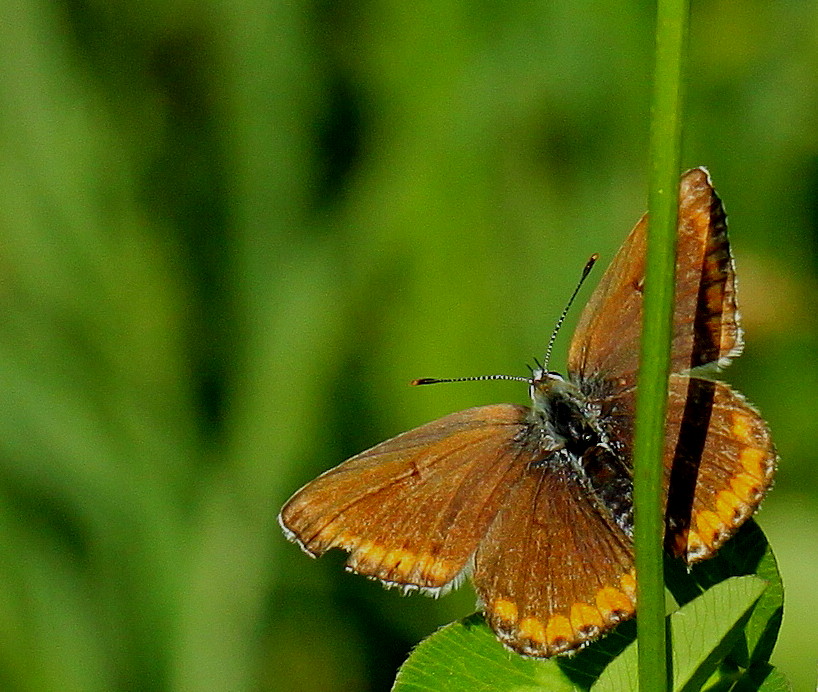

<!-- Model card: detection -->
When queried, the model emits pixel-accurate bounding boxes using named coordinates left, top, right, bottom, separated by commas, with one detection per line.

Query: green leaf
left=732, top=664, right=793, bottom=692
left=664, top=520, right=784, bottom=668
left=392, top=522, right=784, bottom=692
left=392, top=613, right=580, bottom=692
left=593, top=575, right=766, bottom=692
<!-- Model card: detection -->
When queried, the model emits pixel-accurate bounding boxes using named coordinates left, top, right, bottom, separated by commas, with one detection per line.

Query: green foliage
left=394, top=521, right=786, bottom=691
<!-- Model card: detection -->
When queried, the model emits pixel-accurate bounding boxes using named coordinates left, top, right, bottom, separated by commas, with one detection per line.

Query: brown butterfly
left=278, top=167, right=776, bottom=657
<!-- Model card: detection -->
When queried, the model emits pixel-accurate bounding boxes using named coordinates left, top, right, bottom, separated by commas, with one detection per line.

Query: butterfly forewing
left=474, top=459, right=635, bottom=657
left=568, top=167, right=742, bottom=385
left=279, top=404, right=529, bottom=593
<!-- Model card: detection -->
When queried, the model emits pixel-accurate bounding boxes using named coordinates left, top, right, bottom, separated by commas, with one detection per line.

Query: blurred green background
left=0, top=1, right=815, bottom=690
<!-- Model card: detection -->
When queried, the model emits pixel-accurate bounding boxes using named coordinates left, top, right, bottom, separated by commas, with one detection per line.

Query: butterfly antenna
left=542, top=254, right=599, bottom=370
left=414, top=255, right=597, bottom=387
left=411, top=374, right=530, bottom=386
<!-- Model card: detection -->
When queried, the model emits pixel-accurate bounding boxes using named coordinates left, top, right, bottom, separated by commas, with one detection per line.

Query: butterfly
left=278, top=167, right=776, bottom=657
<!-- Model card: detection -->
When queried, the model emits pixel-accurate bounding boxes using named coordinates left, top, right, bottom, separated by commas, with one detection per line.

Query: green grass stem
left=634, top=0, right=691, bottom=690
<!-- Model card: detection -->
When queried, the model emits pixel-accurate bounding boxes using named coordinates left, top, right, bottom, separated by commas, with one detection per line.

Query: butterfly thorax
left=522, top=369, right=635, bottom=537
left=526, top=370, right=608, bottom=456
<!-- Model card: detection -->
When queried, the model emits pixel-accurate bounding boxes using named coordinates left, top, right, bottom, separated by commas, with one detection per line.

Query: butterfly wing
left=564, top=166, right=774, bottom=561
left=473, top=458, right=636, bottom=657
left=568, top=167, right=742, bottom=385
left=279, top=404, right=530, bottom=593
left=601, top=373, right=776, bottom=563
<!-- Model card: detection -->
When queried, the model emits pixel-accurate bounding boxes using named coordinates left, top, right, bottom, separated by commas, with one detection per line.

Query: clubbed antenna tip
left=541, top=253, right=598, bottom=370
left=411, top=374, right=529, bottom=386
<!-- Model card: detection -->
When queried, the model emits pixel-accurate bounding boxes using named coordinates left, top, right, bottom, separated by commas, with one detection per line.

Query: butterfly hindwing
left=662, top=374, right=776, bottom=562
left=598, top=373, right=776, bottom=563
left=474, top=457, right=636, bottom=657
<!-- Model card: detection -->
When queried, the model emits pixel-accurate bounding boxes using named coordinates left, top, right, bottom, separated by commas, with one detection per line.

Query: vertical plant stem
left=635, top=0, right=690, bottom=690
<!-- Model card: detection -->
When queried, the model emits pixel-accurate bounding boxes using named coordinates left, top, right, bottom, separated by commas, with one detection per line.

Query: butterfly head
left=529, top=368, right=571, bottom=406
left=529, top=365, right=586, bottom=403
left=525, top=368, right=605, bottom=456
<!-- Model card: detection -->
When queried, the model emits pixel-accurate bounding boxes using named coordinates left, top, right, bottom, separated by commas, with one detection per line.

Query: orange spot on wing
left=424, top=556, right=457, bottom=585
left=382, top=547, right=414, bottom=571
left=695, top=510, right=724, bottom=537
left=731, top=412, right=754, bottom=443
left=519, top=616, right=546, bottom=643
left=544, top=615, right=574, bottom=646
left=620, top=572, right=637, bottom=600
left=730, top=474, right=760, bottom=504
left=570, top=602, right=604, bottom=634
left=715, top=489, right=743, bottom=525
left=492, top=598, right=519, bottom=624
left=410, top=552, right=433, bottom=577
left=686, top=529, right=706, bottom=555
left=596, top=586, right=634, bottom=621
left=346, top=543, right=459, bottom=588
left=348, top=540, right=385, bottom=570
left=740, top=447, right=766, bottom=480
